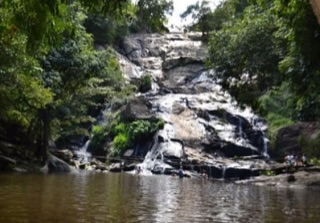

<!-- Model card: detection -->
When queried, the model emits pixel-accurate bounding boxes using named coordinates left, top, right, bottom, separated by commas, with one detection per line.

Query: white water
left=75, top=140, right=91, bottom=163
left=263, top=136, right=270, bottom=158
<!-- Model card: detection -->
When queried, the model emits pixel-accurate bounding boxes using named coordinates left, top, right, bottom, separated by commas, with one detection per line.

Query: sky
left=168, top=0, right=222, bottom=31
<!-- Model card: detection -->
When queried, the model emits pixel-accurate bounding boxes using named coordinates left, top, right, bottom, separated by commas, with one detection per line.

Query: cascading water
left=262, top=136, right=270, bottom=158
left=221, top=166, right=227, bottom=179
left=118, top=32, right=271, bottom=178
left=75, top=140, right=91, bottom=163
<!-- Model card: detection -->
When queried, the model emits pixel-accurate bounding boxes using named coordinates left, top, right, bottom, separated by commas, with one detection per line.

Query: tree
left=0, top=0, right=131, bottom=53
left=136, top=0, right=173, bottom=33
left=271, top=0, right=320, bottom=121
left=38, top=9, right=131, bottom=160
left=0, top=4, right=54, bottom=147
left=0, top=1, right=133, bottom=162
left=180, top=0, right=213, bottom=35
left=207, top=4, right=284, bottom=109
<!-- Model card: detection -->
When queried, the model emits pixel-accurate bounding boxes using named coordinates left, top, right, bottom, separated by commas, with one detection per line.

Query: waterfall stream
left=75, top=140, right=91, bottom=163
left=117, top=32, right=270, bottom=177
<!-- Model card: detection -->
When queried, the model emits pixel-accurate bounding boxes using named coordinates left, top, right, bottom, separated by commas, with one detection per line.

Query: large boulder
left=120, top=97, right=155, bottom=121
left=275, top=122, right=320, bottom=156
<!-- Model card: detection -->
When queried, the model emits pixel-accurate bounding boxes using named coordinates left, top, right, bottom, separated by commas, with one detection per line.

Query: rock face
left=115, top=32, right=272, bottom=179
left=120, top=97, right=155, bottom=121
left=275, top=122, right=320, bottom=156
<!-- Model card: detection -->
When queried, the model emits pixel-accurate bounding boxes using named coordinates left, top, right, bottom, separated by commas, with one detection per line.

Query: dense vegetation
left=1, top=0, right=320, bottom=164
left=88, top=112, right=165, bottom=157
left=184, top=0, right=320, bottom=156
left=0, top=0, right=172, bottom=163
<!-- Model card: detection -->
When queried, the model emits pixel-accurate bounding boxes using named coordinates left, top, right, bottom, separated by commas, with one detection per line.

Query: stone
left=120, top=97, right=155, bottom=121
left=275, top=122, right=320, bottom=156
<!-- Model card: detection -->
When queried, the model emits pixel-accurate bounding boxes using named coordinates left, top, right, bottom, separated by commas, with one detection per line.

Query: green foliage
left=0, top=0, right=131, bottom=52
left=113, top=133, right=129, bottom=156
left=180, top=0, right=213, bottom=35
left=109, top=118, right=164, bottom=156
left=135, top=0, right=173, bottom=33
left=207, top=4, right=283, bottom=109
left=299, top=134, right=320, bottom=158
left=309, top=157, right=320, bottom=167
left=84, top=3, right=137, bottom=46
left=263, top=0, right=320, bottom=121
left=88, top=125, right=107, bottom=153
left=38, top=4, right=132, bottom=145
left=260, top=169, right=276, bottom=176
left=0, top=1, right=136, bottom=158
left=259, top=82, right=295, bottom=144
left=139, top=74, right=152, bottom=93
left=207, top=0, right=320, bottom=124
left=0, top=4, right=54, bottom=140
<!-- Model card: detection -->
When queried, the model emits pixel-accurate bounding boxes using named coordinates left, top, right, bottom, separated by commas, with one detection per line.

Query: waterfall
left=75, top=140, right=91, bottom=163
left=238, top=118, right=243, bottom=138
left=117, top=32, right=271, bottom=178
left=139, top=135, right=160, bottom=174
left=262, top=136, right=270, bottom=158
left=221, top=166, right=227, bottom=179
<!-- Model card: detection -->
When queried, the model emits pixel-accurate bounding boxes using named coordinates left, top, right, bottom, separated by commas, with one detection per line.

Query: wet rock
left=70, top=160, right=80, bottom=169
left=121, top=37, right=143, bottom=57
left=50, top=149, right=74, bottom=163
left=120, top=97, right=155, bottom=121
left=109, top=163, right=122, bottom=172
left=44, top=155, right=74, bottom=173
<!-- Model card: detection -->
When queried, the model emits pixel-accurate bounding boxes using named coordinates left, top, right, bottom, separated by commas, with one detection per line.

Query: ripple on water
left=0, top=172, right=320, bottom=223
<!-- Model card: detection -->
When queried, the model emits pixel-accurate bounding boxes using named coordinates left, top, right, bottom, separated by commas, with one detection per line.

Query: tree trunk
left=35, top=108, right=50, bottom=163
left=41, top=108, right=50, bottom=161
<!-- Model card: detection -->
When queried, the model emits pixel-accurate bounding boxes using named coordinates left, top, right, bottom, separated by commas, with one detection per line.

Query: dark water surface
left=0, top=171, right=320, bottom=223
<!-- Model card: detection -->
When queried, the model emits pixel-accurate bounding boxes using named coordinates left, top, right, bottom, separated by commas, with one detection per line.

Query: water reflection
left=0, top=172, right=320, bottom=223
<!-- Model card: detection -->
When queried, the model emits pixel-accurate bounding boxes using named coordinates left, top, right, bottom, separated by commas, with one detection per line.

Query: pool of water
left=0, top=171, right=319, bottom=223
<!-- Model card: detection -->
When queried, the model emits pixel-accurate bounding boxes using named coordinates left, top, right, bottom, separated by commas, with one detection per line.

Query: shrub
left=88, top=125, right=107, bottom=155
left=112, top=133, right=129, bottom=156
left=139, top=74, right=152, bottom=93
left=108, top=118, right=165, bottom=156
